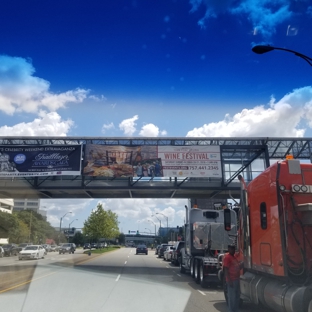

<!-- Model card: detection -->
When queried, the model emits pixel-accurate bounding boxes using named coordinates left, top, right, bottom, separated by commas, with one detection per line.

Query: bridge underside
left=0, top=176, right=241, bottom=199
left=0, top=136, right=310, bottom=200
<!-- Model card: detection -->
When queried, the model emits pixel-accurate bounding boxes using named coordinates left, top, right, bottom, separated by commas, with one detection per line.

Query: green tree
left=9, top=219, right=30, bottom=243
left=73, top=232, right=84, bottom=246
left=118, top=233, right=125, bottom=245
left=0, top=211, right=20, bottom=242
left=13, top=210, right=60, bottom=244
left=83, top=203, right=119, bottom=242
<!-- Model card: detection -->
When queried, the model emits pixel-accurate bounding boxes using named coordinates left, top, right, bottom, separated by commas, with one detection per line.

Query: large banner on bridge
left=0, top=145, right=82, bottom=177
left=83, top=144, right=221, bottom=178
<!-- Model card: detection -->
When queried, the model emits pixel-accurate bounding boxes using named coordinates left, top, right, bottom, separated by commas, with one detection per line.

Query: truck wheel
left=200, top=262, right=207, bottom=288
left=194, top=260, right=200, bottom=284
left=180, top=261, right=186, bottom=274
left=190, top=259, right=195, bottom=278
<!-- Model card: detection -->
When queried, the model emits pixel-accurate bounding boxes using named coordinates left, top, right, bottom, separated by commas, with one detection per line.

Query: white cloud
left=89, top=95, right=107, bottom=102
left=189, top=0, right=292, bottom=39
left=101, top=122, right=115, bottom=134
left=119, top=115, right=138, bottom=136
left=0, top=55, right=89, bottom=115
left=97, top=198, right=187, bottom=225
left=139, top=123, right=167, bottom=137
left=42, top=199, right=94, bottom=227
left=186, top=86, right=312, bottom=137
left=0, top=111, right=74, bottom=136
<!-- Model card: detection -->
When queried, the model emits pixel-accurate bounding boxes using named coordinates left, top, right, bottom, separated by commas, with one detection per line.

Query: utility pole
left=29, top=210, right=32, bottom=242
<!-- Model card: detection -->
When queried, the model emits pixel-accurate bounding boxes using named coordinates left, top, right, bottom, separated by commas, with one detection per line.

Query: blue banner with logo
left=0, top=145, right=82, bottom=177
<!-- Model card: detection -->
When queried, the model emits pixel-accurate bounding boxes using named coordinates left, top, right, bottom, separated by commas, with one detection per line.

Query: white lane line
left=205, top=291, right=217, bottom=294
left=166, top=266, right=169, bottom=268
left=176, top=274, right=181, bottom=277
left=128, top=256, right=129, bottom=258
left=125, top=261, right=127, bottom=265
left=116, top=274, right=120, bottom=282
left=198, top=290, right=206, bottom=296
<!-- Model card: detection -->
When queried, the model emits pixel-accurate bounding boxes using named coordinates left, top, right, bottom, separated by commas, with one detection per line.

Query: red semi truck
left=221, top=157, right=312, bottom=312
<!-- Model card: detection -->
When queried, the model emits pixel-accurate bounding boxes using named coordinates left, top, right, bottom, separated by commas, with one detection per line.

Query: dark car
left=136, top=244, right=148, bottom=255
left=155, top=245, right=161, bottom=255
left=90, top=243, right=98, bottom=249
left=17, top=243, right=32, bottom=252
left=171, top=241, right=185, bottom=265
left=83, top=243, right=91, bottom=249
left=157, top=244, right=172, bottom=258
left=59, top=243, right=76, bottom=254
left=2, top=243, right=19, bottom=256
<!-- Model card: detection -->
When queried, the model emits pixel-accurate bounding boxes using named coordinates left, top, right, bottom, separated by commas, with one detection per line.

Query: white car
left=163, top=246, right=174, bottom=261
left=18, top=245, right=45, bottom=260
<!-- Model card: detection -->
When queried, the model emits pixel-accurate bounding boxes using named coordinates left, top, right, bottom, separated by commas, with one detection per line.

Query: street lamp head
left=252, top=45, right=274, bottom=54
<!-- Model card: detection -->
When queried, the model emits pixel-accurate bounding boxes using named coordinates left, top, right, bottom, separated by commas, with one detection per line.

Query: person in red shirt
left=223, top=244, right=243, bottom=312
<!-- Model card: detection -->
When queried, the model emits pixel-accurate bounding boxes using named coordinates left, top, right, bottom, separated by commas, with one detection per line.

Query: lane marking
left=205, top=291, right=217, bottom=294
left=198, top=290, right=206, bottom=296
left=125, top=261, right=127, bottom=265
left=116, top=274, right=120, bottom=282
left=0, top=272, right=57, bottom=294
left=176, top=274, right=181, bottom=277
left=128, top=256, right=129, bottom=258
left=166, top=266, right=169, bottom=268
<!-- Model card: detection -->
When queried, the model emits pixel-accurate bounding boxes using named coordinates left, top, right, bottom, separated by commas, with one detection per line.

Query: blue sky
left=1, top=0, right=312, bottom=232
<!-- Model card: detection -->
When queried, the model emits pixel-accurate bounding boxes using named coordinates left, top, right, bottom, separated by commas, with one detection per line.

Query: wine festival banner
left=0, top=145, right=82, bottom=177
left=83, top=144, right=221, bottom=178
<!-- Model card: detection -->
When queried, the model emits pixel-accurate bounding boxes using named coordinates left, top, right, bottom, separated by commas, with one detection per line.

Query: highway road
left=0, top=248, right=268, bottom=312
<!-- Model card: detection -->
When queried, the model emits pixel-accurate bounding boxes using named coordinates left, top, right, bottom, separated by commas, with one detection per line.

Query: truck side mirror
left=224, top=208, right=232, bottom=231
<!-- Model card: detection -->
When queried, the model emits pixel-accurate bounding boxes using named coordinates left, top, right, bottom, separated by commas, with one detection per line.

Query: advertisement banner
left=83, top=144, right=221, bottom=178
left=0, top=145, right=82, bottom=177
left=158, top=146, right=221, bottom=178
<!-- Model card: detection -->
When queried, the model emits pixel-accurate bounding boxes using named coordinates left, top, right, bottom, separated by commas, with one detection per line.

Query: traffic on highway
left=0, top=245, right=270, bottom=312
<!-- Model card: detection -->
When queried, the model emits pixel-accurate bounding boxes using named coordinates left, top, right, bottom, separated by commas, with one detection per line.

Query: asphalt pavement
left=0, top=248, right=269, bottom=312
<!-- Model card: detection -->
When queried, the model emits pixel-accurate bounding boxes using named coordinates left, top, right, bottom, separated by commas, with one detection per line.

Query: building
left=0, top=198, right=14, bottom=214
left=0, top=198, right=14, bottom=244
left=158, top=227, right=179, bottom=237
left=13, top=198, right=47, bottom=220
left=13, top=198, right=40, bottom=212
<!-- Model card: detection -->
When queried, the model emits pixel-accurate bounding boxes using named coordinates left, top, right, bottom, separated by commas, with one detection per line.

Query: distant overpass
left=0, top=136, right=310, bottom=200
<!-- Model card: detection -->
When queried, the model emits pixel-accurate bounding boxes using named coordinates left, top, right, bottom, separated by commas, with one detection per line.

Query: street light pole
left=68, top=219, right=78, bottom=242
left=59, top=211, right=72, bottom=244
left=147, top=219, right=157, bottom=237
left=156, top=212, right=169, bottom=236
left=29, top=210, right=32, bottom=243
left=252, top=45, right=312, bottom=66
left=151, top=215, right=161, bottom=235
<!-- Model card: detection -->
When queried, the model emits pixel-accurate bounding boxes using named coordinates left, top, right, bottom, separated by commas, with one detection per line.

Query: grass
left=82, top=246, right=120, bottom=255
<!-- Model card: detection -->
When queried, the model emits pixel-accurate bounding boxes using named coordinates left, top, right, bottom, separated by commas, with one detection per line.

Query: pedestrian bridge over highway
left=0, top=136, right=310, bottom=200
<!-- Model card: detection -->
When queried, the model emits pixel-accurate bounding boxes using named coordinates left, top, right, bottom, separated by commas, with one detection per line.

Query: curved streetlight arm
left=156, top=212, right=169, bottom=232
left=148, top=219, right=157, bottom=237
left=252, top=45, right=312, bottom=66
left=60, top=212, right=72, bottom=231
left=151, top=214, right=161, bottom=222
left=69, top=219, right=78, bottom=227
